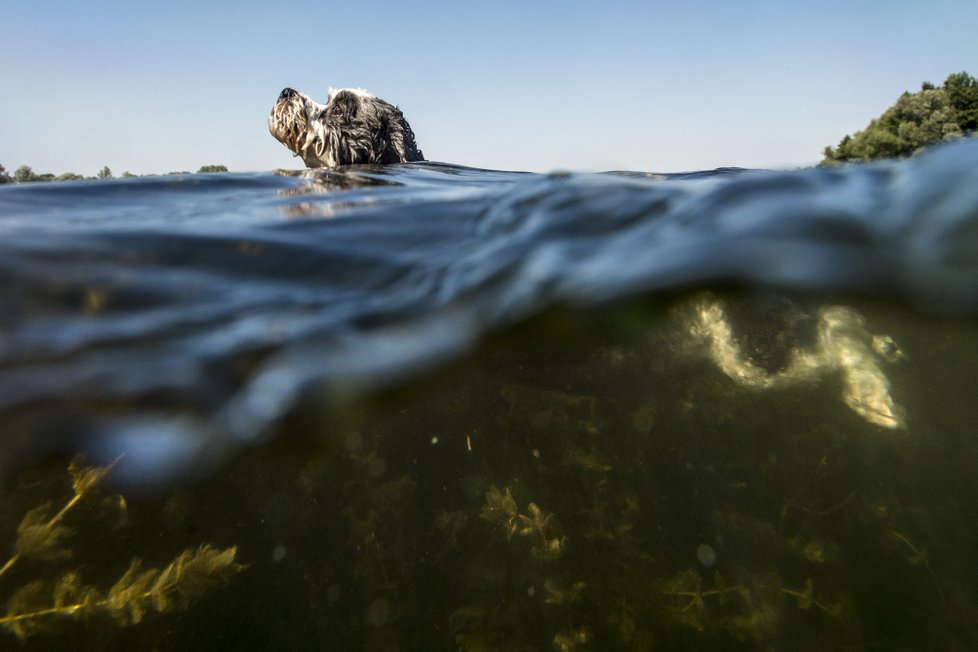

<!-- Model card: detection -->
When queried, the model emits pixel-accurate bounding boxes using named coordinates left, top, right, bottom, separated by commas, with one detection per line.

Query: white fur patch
left=327, top=87, right=375, bottom=102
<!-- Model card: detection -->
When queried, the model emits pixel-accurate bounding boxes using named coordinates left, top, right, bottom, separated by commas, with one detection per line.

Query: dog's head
left=268, top=87, right=423, bottom=168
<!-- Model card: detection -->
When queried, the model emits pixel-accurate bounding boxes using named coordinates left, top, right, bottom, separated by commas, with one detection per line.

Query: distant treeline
left=821, top=71, right=978, bottom=165
left=0, top=164, right=229, bottom=183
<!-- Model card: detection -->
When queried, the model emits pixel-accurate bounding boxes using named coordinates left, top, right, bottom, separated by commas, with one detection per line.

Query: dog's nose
left=279, top=88, right=297, bottom=101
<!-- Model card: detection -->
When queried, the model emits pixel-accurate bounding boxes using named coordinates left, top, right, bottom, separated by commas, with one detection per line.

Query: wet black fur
left=269, top=88, right=424, bottom=168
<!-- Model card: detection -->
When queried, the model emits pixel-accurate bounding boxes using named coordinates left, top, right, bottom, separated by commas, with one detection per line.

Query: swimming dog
left=269, top=87, right=424, bottom=168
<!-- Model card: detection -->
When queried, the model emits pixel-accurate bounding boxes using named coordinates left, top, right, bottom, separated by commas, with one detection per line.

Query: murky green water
left=3, top=293, right=977, bottom=650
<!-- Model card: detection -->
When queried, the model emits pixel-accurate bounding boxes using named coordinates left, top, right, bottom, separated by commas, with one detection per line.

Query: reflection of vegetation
left=821, top=71, right=978, bottom=164
left=0, top=458, right=244, bottom=640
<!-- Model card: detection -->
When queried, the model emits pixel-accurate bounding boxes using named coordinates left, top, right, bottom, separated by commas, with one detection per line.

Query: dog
left=269, top=87, right=424, bottom=168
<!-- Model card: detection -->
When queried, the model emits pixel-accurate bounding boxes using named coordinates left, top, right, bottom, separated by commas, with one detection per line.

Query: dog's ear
left=327, top=91, right=360, bottom=120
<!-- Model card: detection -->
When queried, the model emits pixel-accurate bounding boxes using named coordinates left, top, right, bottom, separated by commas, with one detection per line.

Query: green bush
left=821, top=71, right=977, bottom=165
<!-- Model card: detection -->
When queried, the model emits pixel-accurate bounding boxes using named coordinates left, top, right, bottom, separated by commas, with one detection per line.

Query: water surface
left=1, top=141, right=977, bottom=649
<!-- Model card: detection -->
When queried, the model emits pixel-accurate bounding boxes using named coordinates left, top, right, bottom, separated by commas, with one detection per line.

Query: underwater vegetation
left=480, top=485, right=567, bottom=561
left=303, top=294, right=978, bottom=650
left=0, top=458, right=244, bottom=641
left=1, top=292, right=977, bottom=649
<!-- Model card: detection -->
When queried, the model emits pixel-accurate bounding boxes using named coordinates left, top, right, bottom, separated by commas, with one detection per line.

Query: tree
left=197, top=165, right=228, bottom=173
left=821, top=71, right=976, bottom=165
left=96, top=166, right=113, bottom=179
left=944, top=71, right=978, bottom=132
left=14, top=166, right=37, bottom=183
left=0, top=164, right=11, bottom=184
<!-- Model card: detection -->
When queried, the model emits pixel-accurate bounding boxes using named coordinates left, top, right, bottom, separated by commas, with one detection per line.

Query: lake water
left=1, top=140, right=977, bottom=649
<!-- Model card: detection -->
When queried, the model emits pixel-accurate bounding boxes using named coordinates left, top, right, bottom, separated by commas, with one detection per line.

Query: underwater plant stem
left=664, top=585, right=748, bottom=612
left=0, top=487, right=84, bottom=582
left=0, top=556, right=19, bottom=580
left=46, top=492, right=83, bottom=532
left=1, top=544, right=243, bottom=639
left=2, top=583, right=175, bottom=630
left=0, top=457, right=119, bottom=582
left=780, top=587, right=837, bottom=616
left=0, top=602, right=85, bottom=626
left=886, top=529, right=945, bottom=604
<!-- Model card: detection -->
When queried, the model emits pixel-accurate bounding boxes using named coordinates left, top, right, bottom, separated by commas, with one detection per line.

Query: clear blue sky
left=2, top=1, right=975, bottom=175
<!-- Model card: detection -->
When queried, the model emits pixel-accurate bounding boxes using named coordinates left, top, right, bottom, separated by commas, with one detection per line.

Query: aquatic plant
left=480, top=485, right=566, bottom=561
left=0, top=544, right=243, bottom=639
left=0, top=458, right=244, bottom=640
left=885, top=528, right=945, bottom=604
left=552, top=626, right=592, bottom=651
left=0, top=459, right=115, bottom=580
